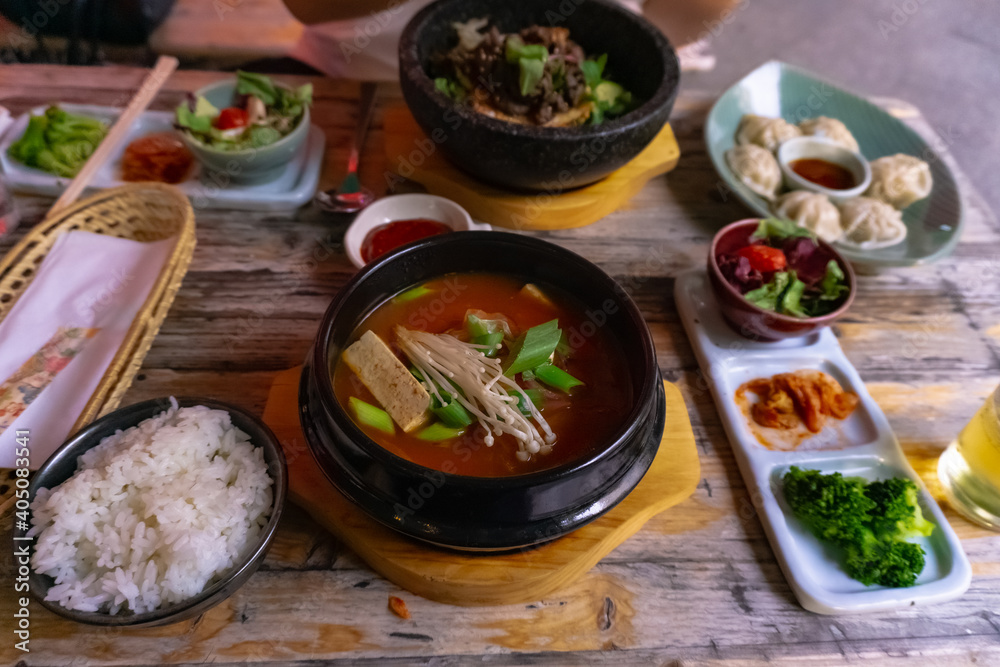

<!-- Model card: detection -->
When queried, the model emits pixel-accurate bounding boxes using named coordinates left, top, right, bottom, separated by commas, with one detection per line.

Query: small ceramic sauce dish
left=343, top=194, right=490, bottom=269
left=777, top=136, right=871, bottom=203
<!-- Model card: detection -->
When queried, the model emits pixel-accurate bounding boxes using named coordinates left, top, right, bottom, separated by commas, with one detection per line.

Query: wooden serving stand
left=382, top=106, right=681, bottom=230
left=262, top=366, right=700, bottom=606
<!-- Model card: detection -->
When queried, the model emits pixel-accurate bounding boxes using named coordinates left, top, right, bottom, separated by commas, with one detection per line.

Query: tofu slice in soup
left=342, top=330, right=431, bottom=432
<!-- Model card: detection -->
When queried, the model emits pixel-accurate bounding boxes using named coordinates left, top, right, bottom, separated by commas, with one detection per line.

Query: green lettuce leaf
left=175, top=96, right=218, bottom=134
left=778, top=273, right=809, bottom=317
left=744, top=272, right=792, bottom=312
left=819, top=260, right=850, bottom=301
left=272, top=82, right=312, bottom=118
left=236, top=70, right=278, bottom=105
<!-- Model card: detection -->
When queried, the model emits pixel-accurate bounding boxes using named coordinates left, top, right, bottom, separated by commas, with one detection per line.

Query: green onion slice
left=514, top=389, right=545, bottom=416
left=504, top=319, right=561, bottom=376
left=348, top=397, right=395, bottom=434
left=432, top=397, right=475, bottom=428
left=392, top=285, right=434, bottom=304
left=533, top=362, right=583, bottom=393
left=417, top=423, right=466, bottom=441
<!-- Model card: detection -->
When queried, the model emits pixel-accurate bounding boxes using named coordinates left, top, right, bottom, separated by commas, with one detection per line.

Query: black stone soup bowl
left=300, top=232, right=666, bottom=551
left=398, top=0, right=680, bottom=191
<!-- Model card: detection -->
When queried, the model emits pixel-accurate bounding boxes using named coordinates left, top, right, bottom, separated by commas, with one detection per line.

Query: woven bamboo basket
left=0, top=182, right=196, bottom=433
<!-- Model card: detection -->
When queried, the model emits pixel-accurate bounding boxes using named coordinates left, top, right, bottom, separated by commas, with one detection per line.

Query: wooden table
left=3, top=65, right=1000, bottom=666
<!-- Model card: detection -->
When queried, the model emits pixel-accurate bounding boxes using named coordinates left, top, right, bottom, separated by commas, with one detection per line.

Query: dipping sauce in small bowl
left=777, top=136, right=870, bottom=203
left=344, top=194, right=490, bottom=269
left=789, top=158, right=855, bottom=191
left=360, top=218, right=452, bottom=263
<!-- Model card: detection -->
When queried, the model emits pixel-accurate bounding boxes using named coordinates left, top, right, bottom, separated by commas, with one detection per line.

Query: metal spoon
left=316, top=81, right=378, bottom=214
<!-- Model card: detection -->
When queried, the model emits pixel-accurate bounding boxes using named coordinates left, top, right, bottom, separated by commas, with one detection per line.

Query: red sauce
left=360, top=219, right=453, bottom=263
left=121, top=132, right=194, bottom=184
left=790, top=158, right=855, bottom=190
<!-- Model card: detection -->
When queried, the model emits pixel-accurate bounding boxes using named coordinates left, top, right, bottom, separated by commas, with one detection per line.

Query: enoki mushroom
left=395, top=326, right=556, bottom=461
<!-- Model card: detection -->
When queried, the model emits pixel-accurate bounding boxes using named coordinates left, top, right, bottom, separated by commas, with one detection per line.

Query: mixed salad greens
left=718, top=218, right=850, bottom=318
left=175, top=71, right=312, bottom=151
left=783, top=467, right=935, bottom=587
left=7, top=106, right=108, bottom=178
left=432, top=19, right=633, bottom=127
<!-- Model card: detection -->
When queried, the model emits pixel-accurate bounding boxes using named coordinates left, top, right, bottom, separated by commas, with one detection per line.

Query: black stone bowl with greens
left=708, top=218, right=857, bottom=341
left=398, top=0, right=680, bottom=191
left=300, top=232, right=665, bottom=551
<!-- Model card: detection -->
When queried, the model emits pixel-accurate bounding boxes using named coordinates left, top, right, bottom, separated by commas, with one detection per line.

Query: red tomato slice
left=213, top=107, right=250, bottom=130
left=735, top=244, right=787, bottom=272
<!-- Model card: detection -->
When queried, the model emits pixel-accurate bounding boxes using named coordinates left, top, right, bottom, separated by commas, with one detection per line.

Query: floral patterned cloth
left=0, top=327, right=99, bottom=433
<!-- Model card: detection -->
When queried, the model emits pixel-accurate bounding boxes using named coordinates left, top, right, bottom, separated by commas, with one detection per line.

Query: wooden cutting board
left=262, top=366, right=700, bottom=606
left=382, top=105, right=681, bottom=230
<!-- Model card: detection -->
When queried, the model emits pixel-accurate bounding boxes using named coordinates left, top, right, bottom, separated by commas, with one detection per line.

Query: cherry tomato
left=213, top=107, right=249, bottom=130
left=736, top=244, right=787, bottom=272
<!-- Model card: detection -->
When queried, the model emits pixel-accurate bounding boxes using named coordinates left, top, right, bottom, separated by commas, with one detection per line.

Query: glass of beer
left=938, top=384, right=1000, bottom=530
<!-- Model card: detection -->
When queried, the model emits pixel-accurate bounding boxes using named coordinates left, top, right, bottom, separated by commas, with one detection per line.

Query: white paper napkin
left=0, top=230, right=175, bottom=468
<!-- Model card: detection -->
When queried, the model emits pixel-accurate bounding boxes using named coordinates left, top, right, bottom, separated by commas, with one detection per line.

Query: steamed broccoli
left=843, top=536, right=927, bottom=588
left=866, top=477, right=936, bottom=540
left=780, top=468, right=874, bottom=544
left=782, top=466, right=934, bottom=588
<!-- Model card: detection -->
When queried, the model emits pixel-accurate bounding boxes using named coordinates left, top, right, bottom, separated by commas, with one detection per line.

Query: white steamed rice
left=29, top=399, right=274, bottom=615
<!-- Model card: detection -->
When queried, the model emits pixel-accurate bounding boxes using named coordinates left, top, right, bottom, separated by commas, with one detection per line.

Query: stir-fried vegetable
left=432, top=19, right=634, bottom=127
left=579, top=54, right=633, bottom=125
left=505, top=35, right=549, bottom=96
left=7, top=106, right=108, bottom=177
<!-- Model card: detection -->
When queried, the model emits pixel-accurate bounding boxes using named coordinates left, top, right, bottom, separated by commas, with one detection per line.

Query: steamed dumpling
left=798, top=117, right=860, bottom=152
left=865, top=154, right=933, bottom=209
left=735, top=114, right=802, bottom=152
left=774, top=191, right=842, bottom=243
left=726, top=144, right=782, bottom=199
left=838, top=197, right=907, bottom=249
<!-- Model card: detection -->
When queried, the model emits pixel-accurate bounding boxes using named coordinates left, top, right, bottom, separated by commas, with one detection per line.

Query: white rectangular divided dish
left=0, top=104, right=325, bottom=211
left=675, top=269, right=971, bottom=614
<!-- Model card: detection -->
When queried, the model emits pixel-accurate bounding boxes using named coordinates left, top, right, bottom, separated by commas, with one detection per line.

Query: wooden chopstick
left=48, top=55, right=179, bottom=216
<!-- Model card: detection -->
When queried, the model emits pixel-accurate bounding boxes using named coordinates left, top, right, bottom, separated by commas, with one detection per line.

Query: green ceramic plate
left=705, top=61, right=963, bottom=268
